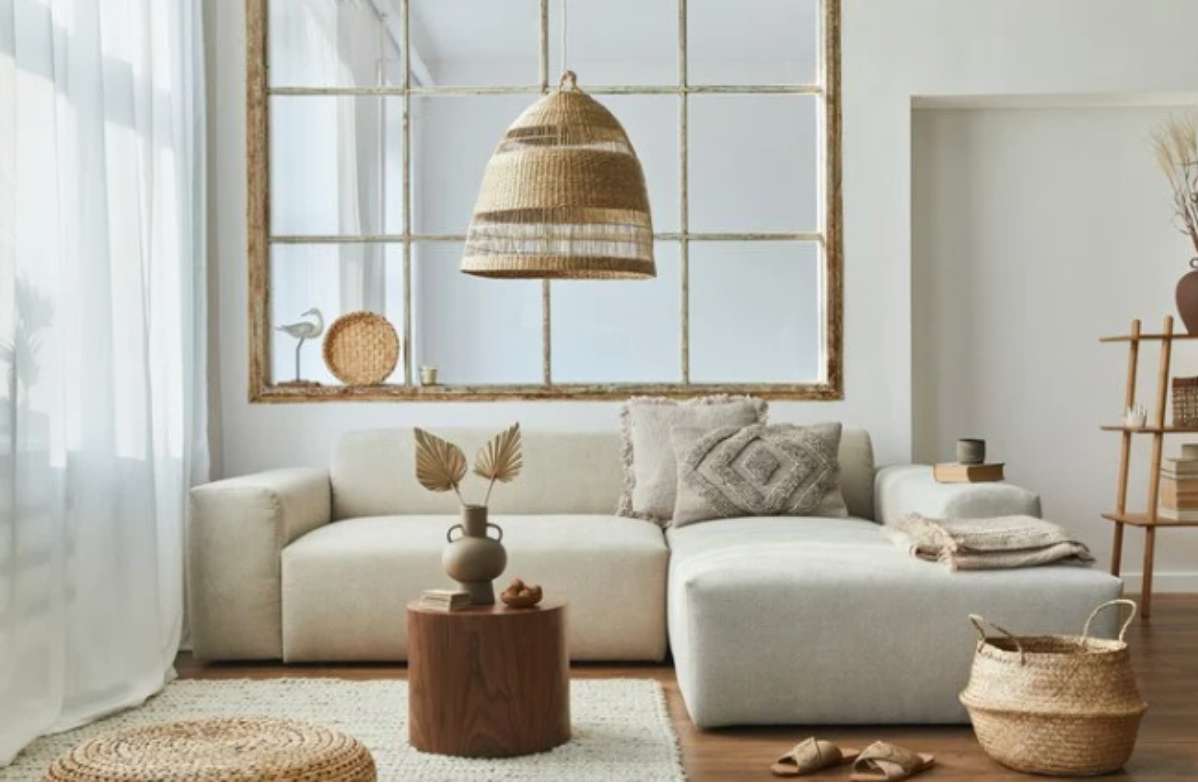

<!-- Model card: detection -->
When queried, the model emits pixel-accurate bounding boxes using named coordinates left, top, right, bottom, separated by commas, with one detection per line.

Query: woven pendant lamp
left=461, top=71, right=656, bottom=280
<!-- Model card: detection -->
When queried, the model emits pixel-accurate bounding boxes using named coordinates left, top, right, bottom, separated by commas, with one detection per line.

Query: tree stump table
left=406, top=598, right=570, bottom=758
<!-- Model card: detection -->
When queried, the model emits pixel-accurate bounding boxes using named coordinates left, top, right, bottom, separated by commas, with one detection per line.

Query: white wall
left=913, top=105, right=1198, bottom=591
left=207, top=0, right=1198, bottom=542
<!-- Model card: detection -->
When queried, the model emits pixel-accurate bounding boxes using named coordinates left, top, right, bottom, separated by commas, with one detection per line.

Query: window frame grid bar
left=270, top=232, right=826, bottom=244
left=679, top=0, right=690, bottom=383
left=268, top=83, right=824, bottom=97
left=401, top=0, right=413, bottom=385
left=540, top=0, right=552, bottom=386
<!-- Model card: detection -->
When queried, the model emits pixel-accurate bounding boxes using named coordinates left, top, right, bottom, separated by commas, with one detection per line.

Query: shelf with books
left=1100, top=315, right=1198, bottom=620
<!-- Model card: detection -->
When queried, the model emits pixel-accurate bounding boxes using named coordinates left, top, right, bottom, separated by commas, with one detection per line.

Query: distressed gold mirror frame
left=247, top=0, right=842, bottom=402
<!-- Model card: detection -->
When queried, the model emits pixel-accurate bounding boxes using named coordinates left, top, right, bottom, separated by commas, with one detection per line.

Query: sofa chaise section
left=666, top=463, right=1123, bottom=727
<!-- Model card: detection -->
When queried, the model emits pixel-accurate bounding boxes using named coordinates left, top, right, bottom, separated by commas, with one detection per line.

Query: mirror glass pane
left=547, top=0, right=678, bottom=86
left=411, top=0, right=540, bottom=87
left=270, top=243, right=405, bottom=385
left=411, top=243, right=542, bottom=384
left=689, top=95, right=819, bottom=233
left=689, top=241, right=821, bottom=383
left=270, top=97, right=404, bottom=237
left=269, top=0, right=401, bottom=88
left=551, top=243, right=682, bottom=383
left=412, top=95, right=532, bottom=236
left=689, top=0, right=819, bottom=86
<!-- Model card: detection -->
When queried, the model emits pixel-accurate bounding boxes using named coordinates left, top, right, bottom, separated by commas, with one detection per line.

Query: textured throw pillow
left=670, top=422, right=848, bottom=527
left=618, top=396, right=768, bottom=524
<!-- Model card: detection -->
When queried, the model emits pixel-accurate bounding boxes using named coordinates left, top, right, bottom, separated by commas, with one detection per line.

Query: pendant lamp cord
left=559, top=0, right=574, bottom=90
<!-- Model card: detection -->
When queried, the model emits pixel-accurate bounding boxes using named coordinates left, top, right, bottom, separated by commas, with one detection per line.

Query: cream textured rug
left=1, top=678, right=685, bottom=782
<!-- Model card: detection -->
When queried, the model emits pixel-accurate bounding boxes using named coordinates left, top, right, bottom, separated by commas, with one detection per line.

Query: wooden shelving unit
left=1102, top=315, right=1197, bottom=619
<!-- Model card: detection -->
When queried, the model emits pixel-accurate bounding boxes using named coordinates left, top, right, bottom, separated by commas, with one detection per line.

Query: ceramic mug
left=956, top=438, right=986, bottom=465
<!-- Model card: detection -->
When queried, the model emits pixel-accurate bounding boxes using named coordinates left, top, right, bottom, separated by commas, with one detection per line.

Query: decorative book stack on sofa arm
left=188, top=427, right=1122, bottom=727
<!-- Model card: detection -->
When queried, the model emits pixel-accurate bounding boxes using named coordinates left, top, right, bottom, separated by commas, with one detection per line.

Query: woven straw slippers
left=773, top=738, right=860, bottom=777
left=772, top=738, right=935, bottom=781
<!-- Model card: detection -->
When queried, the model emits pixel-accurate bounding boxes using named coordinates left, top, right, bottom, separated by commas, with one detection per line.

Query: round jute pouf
left=44, top=717, right=377, bottom=782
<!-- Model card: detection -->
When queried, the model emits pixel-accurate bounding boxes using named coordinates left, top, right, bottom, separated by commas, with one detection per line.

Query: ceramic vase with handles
left=442, top=504, right=506, bottom=605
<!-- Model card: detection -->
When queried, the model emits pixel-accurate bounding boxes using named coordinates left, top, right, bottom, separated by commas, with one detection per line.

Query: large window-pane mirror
left=248, top=0, right=842, bottom=401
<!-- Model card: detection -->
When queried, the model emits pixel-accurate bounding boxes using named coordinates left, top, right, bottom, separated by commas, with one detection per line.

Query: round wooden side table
left=406, top=598, right=570, bottom=758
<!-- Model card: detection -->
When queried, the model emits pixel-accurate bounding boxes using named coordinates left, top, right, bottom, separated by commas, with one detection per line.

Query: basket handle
left=1081, top=599, right=1138, bottom=643
left=968, top=614, right=1026, bottom=665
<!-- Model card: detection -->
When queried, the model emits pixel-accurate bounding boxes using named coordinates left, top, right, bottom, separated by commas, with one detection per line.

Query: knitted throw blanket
left=889, top=514, right=1095, bottom=571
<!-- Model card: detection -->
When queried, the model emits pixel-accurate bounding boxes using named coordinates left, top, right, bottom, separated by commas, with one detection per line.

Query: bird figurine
left=275, top=308, right=324, bottom=383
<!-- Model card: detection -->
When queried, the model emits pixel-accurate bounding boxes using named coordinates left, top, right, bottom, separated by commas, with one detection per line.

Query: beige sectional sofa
left=188, top=427, right=1122, bottom=725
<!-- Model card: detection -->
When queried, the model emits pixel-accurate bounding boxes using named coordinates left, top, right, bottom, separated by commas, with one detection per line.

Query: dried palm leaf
left=475, top=423, right=523, bottom=505
left=414, top=428, right=467, bottom=501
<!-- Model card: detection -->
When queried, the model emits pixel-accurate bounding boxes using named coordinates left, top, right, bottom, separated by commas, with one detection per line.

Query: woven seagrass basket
left=322, top=311, right=400, bottom=386
left=959, top=600, right=1146, bottom=777
left=1173, top=376, right=1198, bottom=427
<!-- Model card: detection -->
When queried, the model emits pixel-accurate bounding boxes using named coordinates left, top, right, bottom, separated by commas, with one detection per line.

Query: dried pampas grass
left=1153, top=114, right=1198, bottom=259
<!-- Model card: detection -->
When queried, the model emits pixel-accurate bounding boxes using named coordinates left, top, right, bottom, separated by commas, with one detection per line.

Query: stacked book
left=418, top=589, right=470, bottom=612
left=933, top=462, right=1005, bottom=483
left=1159, top=452, right=1198, bottom=521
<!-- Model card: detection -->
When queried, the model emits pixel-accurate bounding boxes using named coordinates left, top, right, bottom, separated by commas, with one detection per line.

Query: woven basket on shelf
left=1173, top=376, right=1198, bottom=427
left=322, top=311, right=400, bottom=386
left=461, top=71, right=655, bottom=280
left=959, top=600, right=1146, bottom=777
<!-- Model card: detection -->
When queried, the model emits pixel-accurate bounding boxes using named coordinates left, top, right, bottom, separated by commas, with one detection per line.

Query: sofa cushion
left=666, top=517, right=1123, bottom=727
left=281, top=514, right=669, bottom=662
left=671, top=422, right=848, bottom=527
left=618, top=396, right=769, bottom=524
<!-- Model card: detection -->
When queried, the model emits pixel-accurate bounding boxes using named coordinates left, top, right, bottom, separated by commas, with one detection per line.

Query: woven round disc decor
left=322, top=311, right=400, bottom=385
left=44, top=717, right=377, bottom=782
left=462, top=71, right=656, bottom=280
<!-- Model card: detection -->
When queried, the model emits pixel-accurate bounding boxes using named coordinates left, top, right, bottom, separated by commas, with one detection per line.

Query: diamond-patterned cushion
left=670, top=423, right=848, bottom=527
left=617, top=396, right=769, bottom=525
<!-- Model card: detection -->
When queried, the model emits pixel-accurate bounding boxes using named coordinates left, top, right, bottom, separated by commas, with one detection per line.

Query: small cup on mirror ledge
left=420, top=365, right=439, bottom=386
left=956, top=438, right=986, bottom=465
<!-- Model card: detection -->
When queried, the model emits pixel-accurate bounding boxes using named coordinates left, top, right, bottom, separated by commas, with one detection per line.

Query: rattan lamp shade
left=462, top=73, right=655, bottom=280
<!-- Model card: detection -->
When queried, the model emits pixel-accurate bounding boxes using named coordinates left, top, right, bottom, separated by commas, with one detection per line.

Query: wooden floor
left=178, top=594, right=1198, bottom=782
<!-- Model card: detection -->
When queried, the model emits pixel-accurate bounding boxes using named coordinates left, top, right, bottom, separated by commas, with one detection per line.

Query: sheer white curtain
left=0, top=0, right=207, bottom=765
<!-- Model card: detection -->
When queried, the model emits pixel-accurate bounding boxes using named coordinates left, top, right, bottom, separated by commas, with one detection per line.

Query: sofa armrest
left=873, top=465, right=1041, bottom=525
left=188, top=468, right=331, bottom=660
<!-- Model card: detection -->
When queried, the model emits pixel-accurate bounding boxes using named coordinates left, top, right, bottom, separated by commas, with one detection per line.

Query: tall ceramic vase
left=1177, top=262, right=1198, bottom=335
left=442, top=505, right=507, bottom=605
